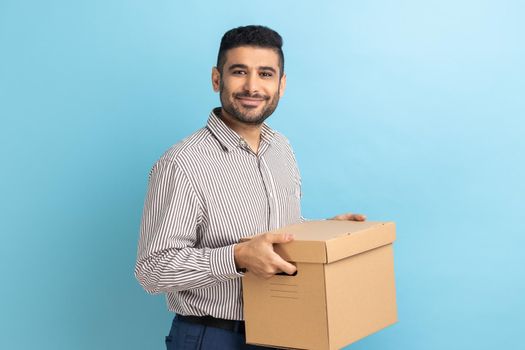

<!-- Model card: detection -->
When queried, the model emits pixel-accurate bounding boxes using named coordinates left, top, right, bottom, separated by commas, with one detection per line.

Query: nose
left=243, top=71, right=259, bottom=94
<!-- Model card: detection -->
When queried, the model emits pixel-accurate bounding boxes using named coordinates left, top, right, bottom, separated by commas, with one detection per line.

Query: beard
left=219, top=80, right=281, bottom=125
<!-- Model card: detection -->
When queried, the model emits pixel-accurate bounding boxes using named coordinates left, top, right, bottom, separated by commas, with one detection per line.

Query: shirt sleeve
left=134, top=160, right=242, bottom=295
left=287, top=139, right=308, bottom=224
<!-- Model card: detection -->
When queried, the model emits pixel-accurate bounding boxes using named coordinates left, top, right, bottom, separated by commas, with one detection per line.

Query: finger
left=351, top=214, right=366, bottom=221
left=338, top=213, right=366, bottom=221
left=275, top=259, right=297, bottom=275
left=265, top=232, right=295, bottom=244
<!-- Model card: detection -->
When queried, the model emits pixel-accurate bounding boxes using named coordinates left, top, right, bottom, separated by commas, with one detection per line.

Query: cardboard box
left=242, top=220, right=397, bottom=350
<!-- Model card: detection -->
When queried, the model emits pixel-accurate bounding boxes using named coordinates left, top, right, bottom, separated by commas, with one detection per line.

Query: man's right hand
left=234, top=232, right=296, bottom=279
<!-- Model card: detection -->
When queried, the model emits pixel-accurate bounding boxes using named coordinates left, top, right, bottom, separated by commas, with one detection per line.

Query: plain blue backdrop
left=1, top=1, right=524, bottom=349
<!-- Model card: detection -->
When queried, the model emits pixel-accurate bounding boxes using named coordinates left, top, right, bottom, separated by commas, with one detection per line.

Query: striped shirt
left=135, top=108, right=303, bottom=320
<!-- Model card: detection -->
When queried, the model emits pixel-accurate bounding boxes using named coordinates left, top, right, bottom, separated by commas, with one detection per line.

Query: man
left=135, top=25, right=365, bottom=350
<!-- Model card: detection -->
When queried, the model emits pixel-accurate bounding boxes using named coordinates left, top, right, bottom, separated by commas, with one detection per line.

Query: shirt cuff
left=209, top=245, right=244, bottom=282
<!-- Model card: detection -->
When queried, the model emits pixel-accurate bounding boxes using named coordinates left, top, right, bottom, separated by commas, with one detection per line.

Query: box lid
left=269, top=220, right=395, bottom=264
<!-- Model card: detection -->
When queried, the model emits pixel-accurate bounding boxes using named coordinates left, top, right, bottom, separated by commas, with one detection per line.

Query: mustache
left=233, top=92, right=270, bottom=100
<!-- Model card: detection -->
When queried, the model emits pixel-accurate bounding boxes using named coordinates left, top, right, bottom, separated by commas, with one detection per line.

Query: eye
left=232, top=70, right=246, bottom=75
left=260, top=72, right=273, bottom=78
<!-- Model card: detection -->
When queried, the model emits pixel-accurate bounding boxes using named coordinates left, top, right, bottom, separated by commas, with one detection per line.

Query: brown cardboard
left=242, top=220, right=397, bottom=350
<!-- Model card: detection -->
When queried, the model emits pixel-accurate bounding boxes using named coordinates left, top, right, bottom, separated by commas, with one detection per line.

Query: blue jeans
left=165, top=315, right=278, bottom=350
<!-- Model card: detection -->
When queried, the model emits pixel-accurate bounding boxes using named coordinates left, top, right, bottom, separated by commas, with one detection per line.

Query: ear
left=212, top=67, right=221, bottom=92
left=279, top=73, right=287, bottom=98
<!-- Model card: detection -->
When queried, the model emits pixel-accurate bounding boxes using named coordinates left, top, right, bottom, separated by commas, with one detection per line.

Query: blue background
left=1, top=0, right=524, bottom=349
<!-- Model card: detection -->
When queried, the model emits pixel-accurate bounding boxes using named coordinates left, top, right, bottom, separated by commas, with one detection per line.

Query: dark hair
left=217, top=25, right=284, bottom=76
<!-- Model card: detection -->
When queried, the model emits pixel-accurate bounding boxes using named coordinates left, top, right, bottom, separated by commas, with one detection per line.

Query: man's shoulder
left=269, top=129, right=295, bottom=153
left=157, top=127, right=212, bottom=165
left=272, top=130, right=291, bottom=144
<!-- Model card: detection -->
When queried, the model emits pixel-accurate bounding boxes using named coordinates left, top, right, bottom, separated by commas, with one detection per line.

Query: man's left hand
left=328, top=213, right=367, bottom=221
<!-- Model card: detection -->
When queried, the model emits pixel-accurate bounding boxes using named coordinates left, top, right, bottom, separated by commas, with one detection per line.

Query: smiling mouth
left=236, top=97, right=265, bottom=107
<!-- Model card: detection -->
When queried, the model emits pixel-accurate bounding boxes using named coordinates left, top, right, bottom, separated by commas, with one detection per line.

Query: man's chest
left=188, top=149, right=301, bottom=245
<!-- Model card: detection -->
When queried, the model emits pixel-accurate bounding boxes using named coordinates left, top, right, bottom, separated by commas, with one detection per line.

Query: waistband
left=177, top=315, right=246, bottom=334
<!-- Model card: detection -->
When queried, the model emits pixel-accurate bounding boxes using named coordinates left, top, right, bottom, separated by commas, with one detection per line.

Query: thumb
left=266, top=232, right=295, bottom=244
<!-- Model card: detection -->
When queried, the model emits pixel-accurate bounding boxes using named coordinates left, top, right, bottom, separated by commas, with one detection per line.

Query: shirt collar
left=206, top=107, right=275, bottom=152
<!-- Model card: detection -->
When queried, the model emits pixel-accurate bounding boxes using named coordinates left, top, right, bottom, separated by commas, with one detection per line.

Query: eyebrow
left=259, top=66, right=277, bottom=74
left=227, top=64, right=277, bottom=74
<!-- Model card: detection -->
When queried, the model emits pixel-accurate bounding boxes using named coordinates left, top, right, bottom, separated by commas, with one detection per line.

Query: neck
left=218, top=108, right=262, bottom=153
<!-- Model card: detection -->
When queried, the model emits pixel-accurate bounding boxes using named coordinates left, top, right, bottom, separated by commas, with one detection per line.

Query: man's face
left=212, top=46, right=286, bottom=125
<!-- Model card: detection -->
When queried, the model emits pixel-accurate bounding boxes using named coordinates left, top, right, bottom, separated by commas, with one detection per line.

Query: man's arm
left=134, top=160, right=241, bottom=294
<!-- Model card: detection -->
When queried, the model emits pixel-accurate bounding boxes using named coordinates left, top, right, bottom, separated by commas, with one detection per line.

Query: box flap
left=267, top=221, right=395, bottom=263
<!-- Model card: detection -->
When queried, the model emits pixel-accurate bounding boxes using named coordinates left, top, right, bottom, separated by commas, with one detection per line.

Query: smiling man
left=135, top=25, right=365, bottom=350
